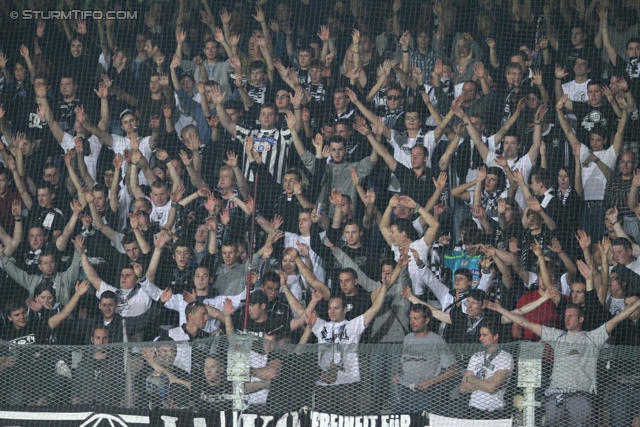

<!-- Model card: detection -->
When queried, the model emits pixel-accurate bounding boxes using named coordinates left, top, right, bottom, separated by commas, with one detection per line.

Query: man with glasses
left=375, top=87, right=406, bottom=132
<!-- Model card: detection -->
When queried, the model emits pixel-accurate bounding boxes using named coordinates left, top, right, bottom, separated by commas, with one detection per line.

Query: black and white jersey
left=236, top=125, right=293, bottom=184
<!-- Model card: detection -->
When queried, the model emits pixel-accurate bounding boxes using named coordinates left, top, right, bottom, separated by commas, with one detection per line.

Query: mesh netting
left=0, top=335, right=638, bottom=426
left=0, top=0, right=639, bottom=425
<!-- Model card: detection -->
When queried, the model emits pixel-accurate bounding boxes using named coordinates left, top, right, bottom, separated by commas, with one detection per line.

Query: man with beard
left=392, top=304, right=458, bottom=413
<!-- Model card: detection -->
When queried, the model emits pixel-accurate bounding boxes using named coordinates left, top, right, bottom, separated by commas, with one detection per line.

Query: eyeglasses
left=44, top=172, right=59, bottom=179
left=386, top=95, right=401, bottom=101
left=610, top=275, right=621, bottom=282
left=276, top=94, right=290, bottom=99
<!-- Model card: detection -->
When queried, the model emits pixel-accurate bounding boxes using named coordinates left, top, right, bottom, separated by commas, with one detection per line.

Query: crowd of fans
left=2, top=0, right=640, bottom=424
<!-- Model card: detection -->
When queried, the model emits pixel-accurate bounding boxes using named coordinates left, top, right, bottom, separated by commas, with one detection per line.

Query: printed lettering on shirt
left=254, top=135, right=277, bottom=153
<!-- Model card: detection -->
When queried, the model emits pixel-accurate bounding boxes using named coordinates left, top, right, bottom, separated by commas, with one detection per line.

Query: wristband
left=402, top=50, right=409, bottom=53
left=132, top=161, right=138, bottom=166
left=413, top=205, right=420, bottom=214
left=612, top=221, right=618, bottom=226
left=555, top=77, right=563, bottom=81
left=14, top=217, right=21, bottom=222
left=518, top=183, right=525, bottom=188
left=534, top=122, right=541, bottom=125
left=416, top=261, right=425, bottom=269
left=138, top=276, right=147, bottom=282
left=294, top=107, right=301, bottom=110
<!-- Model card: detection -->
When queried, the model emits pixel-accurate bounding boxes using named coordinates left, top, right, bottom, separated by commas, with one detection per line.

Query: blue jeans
left=393, top=385, right=440, bottom=414
left=580, top=204, right=606, bottom=241
left=371, top=345, right=402, bottom=409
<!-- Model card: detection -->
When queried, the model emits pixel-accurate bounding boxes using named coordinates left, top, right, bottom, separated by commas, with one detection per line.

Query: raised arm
left=0, top=200, right=24, bottom=256
left=598, top=5, right=618, bottom=66
left=73, top=236, right=103, bottom=291
left=354, top=117, right=396, bottom=170
left=76, top=105, right=113, bottom=148
left=606, top=291, right=640, bottom=334
left=612, top=93, right=629, bottom=156
left=48, top=280, right=90, bottom=330
left=288, top=247, right=330, bottom=300
left=210, top=85, right=236, bottom=137
left=556, top=95, right=581, bottom=150
left=485, top=299, right=543, bottom=337
left=362, top=273, right=389, bottom=327
left=380, top=195, right=399, bottom=247
left=400, top=286, right=452, bottom=324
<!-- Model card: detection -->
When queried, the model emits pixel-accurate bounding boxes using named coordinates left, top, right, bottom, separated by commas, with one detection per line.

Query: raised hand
left=223, top=298, right=235, bottom=316
left=220, top=208, right=231, bottom=225
left=556, top=93, right=569, bottom=110
left=182, top=289, right=196, bottom=303
left=471, top=205, right=486, bottom=219
left=606, top=207, right=619, bottom=225
left=19, top=45, right=29, bottom=58
left=219, top=8, right=231, bottom=24
left=555, top=64, right=568, bottom=80
left=364, top=188, right=376, bottom=206
left=508, top=237, right=520, bottom=254
left=600, top=236, right=611, bottom=255
left=547, top=237, right=562, bottom=253
left=318, top=25, right=330, bottom=42
left=534, top=104, right=548, bottom=122
left=433, top=171, right=447, bottom=190
left=72, top=234, right=86, bottom=252
left=11, top=199, right=23, bottom=218
left=170, top=184, right=186, bottom=204
left=575, top=230, right=591, bottom=249
left=223, top=151, right=239, bottom=168
left=349, top=168, right=360, bottom=186
left=160, top=287, right=174, bottom=304
left=473, top=62, right=485, bottom=79
left=526, top=196, right=542, bottom=212
left=476, top=166, right=487, bottom=183
left=532, top=69, right=543, bottom=86
left=512, top=168, right=524, bottom=184
left=576, top=260, right=592, bottom=280
left=75, top=280, right=90, bottom=296
left=296, top=241, right=310, bottom=257
left=531, top=239, right=543, bottom=257
left=94, top=82, right=108, bottom=99
left=252, top=6, right=266, bottom=22
left=284, top=110, right=297, bottom=130
left=616, top=93, right=629, bottom=110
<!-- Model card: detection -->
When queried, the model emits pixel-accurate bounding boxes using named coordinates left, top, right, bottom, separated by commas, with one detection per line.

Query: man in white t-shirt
left=460, top=322, right=513, bottom=418
left=78, top=108, right=155, bottom=185
left=78, top=240, right=152, bottom=343
left=556, top=93, right=628, bottom=238
left=310, top=274, right=391, bottom=414
left=487, top=296, right=640, bottom=426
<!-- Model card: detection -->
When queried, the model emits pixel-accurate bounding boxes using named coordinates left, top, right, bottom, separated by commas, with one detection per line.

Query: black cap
left=467, top=288, right=487, bottom=303
left=179, top=70, right=194, bottom=81
left=246, top=291, right=269, bottom=305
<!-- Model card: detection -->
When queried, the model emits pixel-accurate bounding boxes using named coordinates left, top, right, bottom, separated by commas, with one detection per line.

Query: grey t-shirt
left=398, top=332, right=456, bottom=386
left=542, top=324, right=609, bottom=394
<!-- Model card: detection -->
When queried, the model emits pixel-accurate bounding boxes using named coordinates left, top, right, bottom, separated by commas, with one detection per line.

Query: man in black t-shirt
left=1, top=282, right=87, bottom=405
